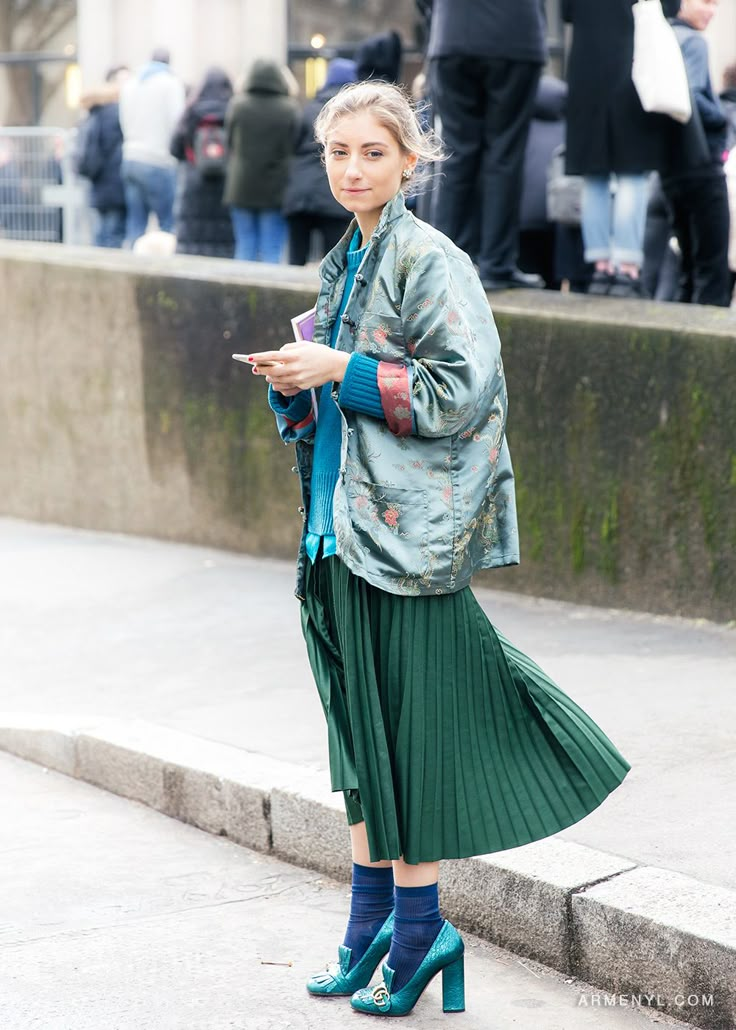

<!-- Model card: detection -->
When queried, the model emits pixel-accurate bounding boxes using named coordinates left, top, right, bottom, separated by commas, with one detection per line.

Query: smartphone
left=232, top=354, right=283, bottom=367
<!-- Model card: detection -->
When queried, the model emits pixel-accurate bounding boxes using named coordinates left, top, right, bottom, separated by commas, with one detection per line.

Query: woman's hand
left=249, top=342, right=350, bottom=392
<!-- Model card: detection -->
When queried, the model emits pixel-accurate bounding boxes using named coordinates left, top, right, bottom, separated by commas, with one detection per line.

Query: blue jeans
left=581, top=174, right=649, bottom=267
left=122, top=160, right=176, bottom=244
left=230, top=207, right=286, bottom=263
left=94, top=207, right=126, bottom=248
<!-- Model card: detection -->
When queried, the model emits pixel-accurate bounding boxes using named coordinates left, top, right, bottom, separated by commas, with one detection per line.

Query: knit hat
left=325, top=58, right=358, bottom=89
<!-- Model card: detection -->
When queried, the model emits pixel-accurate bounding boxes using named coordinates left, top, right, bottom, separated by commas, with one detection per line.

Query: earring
left=402, top=169, right=412, bottom=180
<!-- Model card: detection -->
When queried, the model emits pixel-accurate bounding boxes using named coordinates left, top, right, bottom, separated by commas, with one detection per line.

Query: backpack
left=192, top=118, right=227, bottom=177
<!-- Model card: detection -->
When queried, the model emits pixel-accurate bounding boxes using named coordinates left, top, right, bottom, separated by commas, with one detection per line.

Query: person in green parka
left=224, top=58, right=299, bottom=262
left=247, top=81, right=631, bottom=1018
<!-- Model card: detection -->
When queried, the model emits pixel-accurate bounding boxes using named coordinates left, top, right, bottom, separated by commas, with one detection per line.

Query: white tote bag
left=632, top=0, right=692, bottom=124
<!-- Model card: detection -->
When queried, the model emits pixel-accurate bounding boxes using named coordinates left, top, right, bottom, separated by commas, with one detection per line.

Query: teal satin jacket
left=274, top=191, right=519, bottom=599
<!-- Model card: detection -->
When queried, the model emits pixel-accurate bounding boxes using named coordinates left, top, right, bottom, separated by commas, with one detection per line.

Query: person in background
left=719, top=61, right=736, bottom=151
left=724, top=147, right=736, bottom=302
left=170, top=67, right=234, bottom=258
left=355, top=30, right=403, bottom=84
left=76, top=65, right=130, bottom=248
left=119, top=47, right=185, bottom=246
left=722, top=62, right=736, bottom=301
left=224, top=59, right=299, bottom=263
left=283, top=59, right=356, bottom=265
left=519, top=75, right=568, bottom=290
left=427, top=0, right=547, bottom=291
left=661, top=0, right=731, bottom=307
left=563, top=0, right=670, bottom=298
left=641, top=175, right=681, bottom=301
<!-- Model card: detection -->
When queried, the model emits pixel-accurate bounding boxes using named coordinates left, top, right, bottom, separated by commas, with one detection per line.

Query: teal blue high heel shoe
left=350, top=919, right=465, bottom=1016
left=306, top=912, right=394, bottom=997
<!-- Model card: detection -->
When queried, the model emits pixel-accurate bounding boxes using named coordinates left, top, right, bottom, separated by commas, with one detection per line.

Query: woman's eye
left=330, top=149, right=347, bottom=158
left=367, top=150, right=383, bottom=159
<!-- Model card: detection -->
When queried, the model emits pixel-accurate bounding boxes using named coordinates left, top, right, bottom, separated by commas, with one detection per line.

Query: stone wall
left=1, top=242, right=734, bottom=620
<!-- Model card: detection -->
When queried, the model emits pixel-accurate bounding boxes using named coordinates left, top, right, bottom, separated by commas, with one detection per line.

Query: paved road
left=0, top=752, right=692, bottom=1030
left=2, top=517, right=735, bottom=891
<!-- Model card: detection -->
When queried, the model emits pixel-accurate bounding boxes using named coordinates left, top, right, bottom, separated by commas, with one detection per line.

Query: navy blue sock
left=387, top=883, right=444, bottom=991
left=343, top=863, right=395, bottom=970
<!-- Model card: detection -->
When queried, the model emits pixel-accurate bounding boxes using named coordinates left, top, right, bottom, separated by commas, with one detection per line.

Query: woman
left=563, top=0, right=670, bottom=297
left=223, top=58, right=299, bottom=263
left=170, top=67, right=234, bottom=258
left=247, top=82, right=630, bottom=1017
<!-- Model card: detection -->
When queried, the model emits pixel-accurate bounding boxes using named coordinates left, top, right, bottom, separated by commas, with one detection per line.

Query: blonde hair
left=313, top=80, right=445, bottom=196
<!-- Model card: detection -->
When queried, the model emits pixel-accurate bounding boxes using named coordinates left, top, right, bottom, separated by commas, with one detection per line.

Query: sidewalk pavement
left=1, top=518, right=735, bottom=1029
left=1, top=750, right=693, bottom=1030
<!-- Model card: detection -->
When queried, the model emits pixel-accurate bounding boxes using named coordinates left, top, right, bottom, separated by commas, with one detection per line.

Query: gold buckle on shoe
left=372, top=983, right=390, bottom=1007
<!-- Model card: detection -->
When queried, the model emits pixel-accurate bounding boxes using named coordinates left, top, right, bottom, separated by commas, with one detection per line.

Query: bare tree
left=0, top=0, right=76, bottom=124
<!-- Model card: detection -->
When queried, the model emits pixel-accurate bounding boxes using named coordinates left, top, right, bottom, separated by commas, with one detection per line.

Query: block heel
left=442, top=954, right=465, bottom=1012
left=351, top=920, right=465, bottom=1016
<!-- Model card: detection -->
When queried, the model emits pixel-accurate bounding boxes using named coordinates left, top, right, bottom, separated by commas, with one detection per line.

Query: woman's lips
left=344, top=187, right=369, bottom=193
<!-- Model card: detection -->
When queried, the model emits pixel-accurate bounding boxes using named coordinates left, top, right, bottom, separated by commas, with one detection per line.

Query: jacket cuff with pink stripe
left=339, top=353, right=415, bottom=436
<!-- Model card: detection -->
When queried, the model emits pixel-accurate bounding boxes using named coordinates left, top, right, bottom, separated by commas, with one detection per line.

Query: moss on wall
left=134, top=275, right=317, bottom=557
left=487, top=310, right=736, bottom=618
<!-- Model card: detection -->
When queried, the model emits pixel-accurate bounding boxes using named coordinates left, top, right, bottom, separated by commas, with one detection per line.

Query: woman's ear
left=402, top=154, right=419, bottom=180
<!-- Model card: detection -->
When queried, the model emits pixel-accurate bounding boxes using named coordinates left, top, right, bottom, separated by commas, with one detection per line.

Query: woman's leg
left=341, top=821, right=394, bottom=969
left=393, top=858, right=439, bottom=887
left=386, top=857, right=443, bottom=991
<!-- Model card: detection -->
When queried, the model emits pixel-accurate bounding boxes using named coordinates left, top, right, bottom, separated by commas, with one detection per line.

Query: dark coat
left=76, top=102, right=125, bottom=211
left=355, top=31, right=403, bottom=82
left=659, top=20, right=725, bottom=181
left=170, top=69, right=234, bottom=257
left=520, top=76, right=567, bottom=230
left=721, top=88, right=736, bottom=152
left=427, top=0, right=547, bottom=63
left=563, top=0, right=670, bottom=175
left=223, top=60, right=299, bottom=211
left=282, top=83, right=351, bottom=220
left=672, top=20, right=727, bottom=163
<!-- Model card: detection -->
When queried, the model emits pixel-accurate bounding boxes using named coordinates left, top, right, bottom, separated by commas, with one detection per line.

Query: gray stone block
left=73, top=721, right=308, bottom=856
left=75, top=728, right=167, bottom=810
left=442, top=838, right=636, bottom=973
left=271, top=776, right=352, bottom=882
left=153, top=737, right=306, bottom=855
left=572, top=865, right=736, bottom=1030
left=0, top=713, right=88, bottom=776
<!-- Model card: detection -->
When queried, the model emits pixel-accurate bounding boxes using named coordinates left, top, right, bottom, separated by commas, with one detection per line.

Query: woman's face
left=324, top=110, right=417, bottom=232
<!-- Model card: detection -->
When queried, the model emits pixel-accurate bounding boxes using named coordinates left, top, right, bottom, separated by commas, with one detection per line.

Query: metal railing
left=0, top=126, right=91, bottom=244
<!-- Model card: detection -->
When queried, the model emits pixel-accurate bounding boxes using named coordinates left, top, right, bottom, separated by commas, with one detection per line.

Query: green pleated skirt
left=301, top=553, right=631, bottom=865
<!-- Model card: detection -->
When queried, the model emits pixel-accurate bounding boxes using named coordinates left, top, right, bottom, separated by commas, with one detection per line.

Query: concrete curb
left=2, top=715, right=734, bottom=1030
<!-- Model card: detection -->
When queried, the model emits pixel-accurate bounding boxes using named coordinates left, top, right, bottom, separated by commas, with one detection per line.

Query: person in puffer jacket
left=223, top=58, right=299, bottom=263
left=170, top=67, right=234, bottom=258
left=76, top=65, right=130, bottom=247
